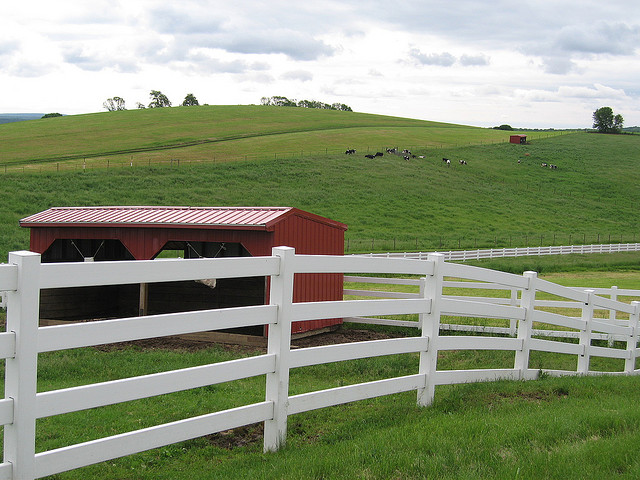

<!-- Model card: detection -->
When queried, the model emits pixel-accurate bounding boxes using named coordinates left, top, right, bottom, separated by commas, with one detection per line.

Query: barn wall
left=274, top=213, right=345, bottom=334
left=28, top=210, right=346, bottom=337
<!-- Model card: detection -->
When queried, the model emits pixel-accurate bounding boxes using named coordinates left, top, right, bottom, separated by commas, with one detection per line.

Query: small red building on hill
left=20, top=206, right=348, bottom=337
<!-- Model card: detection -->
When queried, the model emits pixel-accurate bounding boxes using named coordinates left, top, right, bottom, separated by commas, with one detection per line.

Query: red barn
left=20, top=206, right=347, bottom=339
left=510, top=134, right=527, bottom=144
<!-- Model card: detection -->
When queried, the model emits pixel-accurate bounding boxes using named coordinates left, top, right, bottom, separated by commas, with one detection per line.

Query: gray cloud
left=63, top=47, right=139, bottom=73
left=281, top=70, right=313, bottom=82
left=409, top=49, right=490, bottom=67
left=459, top=54, right=490, bottom=66
left=541, top=56, right=578, bottom=75
left=409, top=49, right=456, bottom=67
left=555, top=22, right=640, bottom=55
left=147, top=7, right=225, bottom=35
left=220, top=31, right=335, bottom=61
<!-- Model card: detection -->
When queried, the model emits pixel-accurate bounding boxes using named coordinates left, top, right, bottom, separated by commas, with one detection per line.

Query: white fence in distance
left=344, top=276, right=640, bottom=341
left=358, top=242, right=640, bottom=262
left=0, top=248, right=639, bottom=479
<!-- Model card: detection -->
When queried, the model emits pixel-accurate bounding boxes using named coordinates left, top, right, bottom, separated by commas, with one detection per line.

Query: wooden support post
left=626, top=302, right=640, bottom=374
left=139, top=283, right=148, bottom=316
left=578, top=290, right=595, bottom=375
left=417, top=253, right=443, bottom=406
left=263, top=247, right=295, bottom=452
left=5, top=251, right=41, bottom=480
left=515, top=271, right=537, bottom=380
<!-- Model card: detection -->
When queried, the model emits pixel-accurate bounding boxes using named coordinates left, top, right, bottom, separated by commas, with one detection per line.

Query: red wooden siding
left=22, top=206, right=347, bottom=336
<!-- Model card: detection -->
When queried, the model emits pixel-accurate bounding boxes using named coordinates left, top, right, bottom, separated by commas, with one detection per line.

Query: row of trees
left=260, top=96, right=352, bottom=111
left=103, top=91, right=199, bottom=111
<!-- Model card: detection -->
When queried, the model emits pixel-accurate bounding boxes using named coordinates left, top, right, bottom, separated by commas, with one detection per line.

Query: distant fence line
left=356, top=242, right=640, bottom=261
left=344, top=275, right=640, bottom=341
left=0, top=131, right=572, bottom=174
left=347, top=236, right=640, bottom=254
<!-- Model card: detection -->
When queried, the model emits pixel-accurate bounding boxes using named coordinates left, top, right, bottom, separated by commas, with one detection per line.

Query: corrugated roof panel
left=19, top=206, right=298, bottom=229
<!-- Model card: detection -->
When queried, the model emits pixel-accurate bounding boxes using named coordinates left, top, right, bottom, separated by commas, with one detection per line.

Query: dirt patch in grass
left=92, top=326, right=406, bottom=353
left=206, top=423, right=265, bottom=450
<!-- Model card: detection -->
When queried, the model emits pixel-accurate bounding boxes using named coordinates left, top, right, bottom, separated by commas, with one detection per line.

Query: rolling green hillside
left=0, top=105, right=556, bottom=167
left=0, top=112, right=638, bottom=260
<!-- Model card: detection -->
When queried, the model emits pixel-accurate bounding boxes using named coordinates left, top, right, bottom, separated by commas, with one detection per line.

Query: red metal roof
left=20, top=206, right=347, bottom=231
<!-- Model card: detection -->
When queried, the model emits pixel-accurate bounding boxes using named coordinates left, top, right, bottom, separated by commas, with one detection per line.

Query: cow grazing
left=375, top=152, right=384, bottom=157
left=442, top=157, right=449, bottom=163
left=386, top=147, right=397, bottom=154
left=345, top=149, right=356, bottom=155
left=541, top=163, right=548, bottom=167
left=446, top=159, right=451, bottom=166
left=364, top=154, right=375, bottom=159
left=459, top=160, right=467, bottom=165
left=403, top=155, right=410, bottom=161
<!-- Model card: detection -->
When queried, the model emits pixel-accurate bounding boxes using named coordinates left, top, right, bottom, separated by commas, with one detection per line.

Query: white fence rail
left=345, top=275, right=640, bottom=340
left=359, top=242, right=640, bottom=262
left=0, top=249, right=639, bottom=479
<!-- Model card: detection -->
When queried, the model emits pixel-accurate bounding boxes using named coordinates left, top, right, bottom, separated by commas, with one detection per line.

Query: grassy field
left=0, top=262, right=638, bottom=479
left=1, top=106, right=639, bottom=478
left=0, top=105, right=550, bottom=168
left=0, top=123, right=639, bottom=259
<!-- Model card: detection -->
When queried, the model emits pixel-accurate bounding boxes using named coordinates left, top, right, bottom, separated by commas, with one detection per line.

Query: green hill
left=0, top=105, right=554, bottom=167
left=0, top=106, right=638, bottom=259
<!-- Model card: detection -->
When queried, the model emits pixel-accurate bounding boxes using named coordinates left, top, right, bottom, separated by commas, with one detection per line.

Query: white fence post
left=626, top=301, right=640, bottom=374
left=263, top=247, right=295, bottom=452
left=4, top=251, right=41, bottom=480
left=417, top=253, right=443, bottom=406
left=578, top=290, right=595, bottom=375
left=515, top=271, right=537, bottom=379
left=608, top=286, right=619, bottom=346
left=509, top=288, right=518, bottom=336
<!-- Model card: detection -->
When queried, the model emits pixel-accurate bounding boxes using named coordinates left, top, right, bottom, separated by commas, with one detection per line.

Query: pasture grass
left=28, top=344, right=640, bottom=479
left=1, top=132, right=639, bottom=261
left=0, top=266, right=639, bottom=478
left=0, top=105, right=553, bottom=167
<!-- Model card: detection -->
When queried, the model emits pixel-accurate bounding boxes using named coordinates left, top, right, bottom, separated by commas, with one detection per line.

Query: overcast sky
left=2, top=1, right=639, bottom=128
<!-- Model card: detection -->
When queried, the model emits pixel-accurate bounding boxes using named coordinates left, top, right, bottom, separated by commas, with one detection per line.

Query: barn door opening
left=145, top=241, right=266, bottom=336
left=39, top=239, right=136, bottom=321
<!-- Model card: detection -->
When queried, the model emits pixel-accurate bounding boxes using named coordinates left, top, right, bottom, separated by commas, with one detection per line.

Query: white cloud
left=1, top=0, right=639, bottom=128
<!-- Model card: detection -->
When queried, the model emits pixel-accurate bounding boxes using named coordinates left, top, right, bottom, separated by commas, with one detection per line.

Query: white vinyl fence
left=359, top=242, right=640, bottom=262
left=0, top=248, right=639, bottom=479
left=344, top=277, right=640, bottom=341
